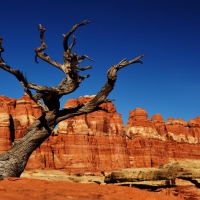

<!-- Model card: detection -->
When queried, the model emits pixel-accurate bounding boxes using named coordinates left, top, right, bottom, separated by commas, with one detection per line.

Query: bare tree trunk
left=0, top=21, right=145, bottom=179
left=0, top=111, right=56, bottom=179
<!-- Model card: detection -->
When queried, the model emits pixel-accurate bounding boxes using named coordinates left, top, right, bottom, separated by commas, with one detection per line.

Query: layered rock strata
left=1, top=95, right=200, bottom=174
left=126, top=108, right=200, bottom=168
left=26, top=96, right=130, bottom=173
left=0, top=95, right=42, bottom=153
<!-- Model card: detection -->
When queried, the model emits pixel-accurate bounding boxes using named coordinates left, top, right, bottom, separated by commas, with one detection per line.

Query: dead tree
left=0, top=21, right=145, bottom=179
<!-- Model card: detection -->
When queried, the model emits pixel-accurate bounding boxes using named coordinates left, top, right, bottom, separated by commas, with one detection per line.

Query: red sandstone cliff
left=126, top=108, right=200, bottom=168
left=1, top=95, right=200, bottom=174
left=27, top=96, right=130, bottom=172
left=0, top=95, right=42, bottom=153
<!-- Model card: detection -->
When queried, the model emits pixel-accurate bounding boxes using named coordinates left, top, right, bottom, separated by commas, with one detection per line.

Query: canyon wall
left=126, top=108, right=200, bottom=168
left=0, top=95, right=42, bottom=153
left=0, top=94, right=200, bottom=173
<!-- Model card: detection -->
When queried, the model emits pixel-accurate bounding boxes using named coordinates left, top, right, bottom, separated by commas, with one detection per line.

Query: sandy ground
left=0, top=170, right=182, bottom=200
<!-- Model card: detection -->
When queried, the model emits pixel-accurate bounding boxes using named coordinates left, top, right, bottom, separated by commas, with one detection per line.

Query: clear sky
left=0, top=0, right=200, bottom=125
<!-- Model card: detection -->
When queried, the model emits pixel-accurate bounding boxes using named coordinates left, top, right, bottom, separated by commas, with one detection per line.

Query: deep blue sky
left=0, top=0, right=200, bottom=124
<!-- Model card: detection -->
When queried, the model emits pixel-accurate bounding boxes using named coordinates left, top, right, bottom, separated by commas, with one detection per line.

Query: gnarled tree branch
left=0, top=21, right=145, bottom=180
left=1, top=21, right=96, bottom=112
left=33, top=21, right=94, bottom=101
left=34, top=24, right=63, bottom=70
left=56, top=54, right=145, bottom=123
left=0, top=38, right=49, bottom=111
left=63, top=20, right=90, bottom=51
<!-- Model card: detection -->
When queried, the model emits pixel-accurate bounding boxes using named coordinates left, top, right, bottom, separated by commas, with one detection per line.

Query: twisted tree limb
left=56, top=54, right=145, bottom=123
left=63, top=20, right=90, bottom=51
left=34, top=24, right=63, bottom=70
left=0, top=21, right=145, bottom=179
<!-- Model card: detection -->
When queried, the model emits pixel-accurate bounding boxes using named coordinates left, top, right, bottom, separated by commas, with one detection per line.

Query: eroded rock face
left=0, top=105, right=12, bottom=153
left=0, top=94, right=42, bottom=153
left=1, top=95, right=200, bottom=199
left=26, top=96, right=130, bottom=173
left=1, top=95, right=200, bottom=176
left=58, top=96, right=123, bottom=136
left=188, top=116, right=200, bottom=127
left=125, top=108, right=200, bottom=168
left=14, top=95, right=42, bottom=140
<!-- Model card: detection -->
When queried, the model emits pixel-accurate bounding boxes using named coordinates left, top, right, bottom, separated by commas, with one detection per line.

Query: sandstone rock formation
left=0, top=94, right=42, bottom=154
left=0, top=96, right=14, bottom=153
left=1, top=95, right=200, bottom=176
left=126, top=108, right=200, bottom=168
left=1, top=95, right=200, bottom=199
left=26, top=95, right=130, bottom=173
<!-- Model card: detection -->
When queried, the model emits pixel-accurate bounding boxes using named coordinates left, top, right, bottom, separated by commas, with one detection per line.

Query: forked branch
left=34, top=24, right=63, bottom=70
left=0, top=37, right=4, bottom=58
left=69, top=35, right=76, bottom=52
left=0, top=21, right=96, bottom=112
left=63, top=20, right=90, bottom=51
left=0, top=21, right=145, bottom=118
left=34, top=21, right=93, bottom=92
left=0, top=21, right=146, bottom=180
left=56, top=54, right=145, bottom=123
left=0, top=38, right=49, bottom=111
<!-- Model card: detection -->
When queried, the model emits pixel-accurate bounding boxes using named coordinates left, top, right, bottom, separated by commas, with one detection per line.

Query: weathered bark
left=0, top=111, right=56, bottom=179
left=0, top=21, right=145, bottom=179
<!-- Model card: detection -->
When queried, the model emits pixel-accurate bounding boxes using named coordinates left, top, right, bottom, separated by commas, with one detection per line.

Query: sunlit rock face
left=27, top=96, right=130, bottom=172
left=187, top=116, right=200, bottom=146
left=1, top=94, right=200, bottom=174
left=188, top=116, right=200, bottom=127
left=58, top=96, right=123, bottom=137
left=125, top=108, right=200, bottom=168
left=14, top=94, right=42, bottom=140
left=126, top=108, right=161, bottom=140
left=0, top=94, right=42, bottom=153
left=0, top=97, right=13, bottom=153
left=126, top=108, right=164, bottom=168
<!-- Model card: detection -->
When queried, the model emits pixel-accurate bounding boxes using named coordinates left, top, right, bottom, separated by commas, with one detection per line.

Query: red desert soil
left=0, top=178, right=182, bottom=200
